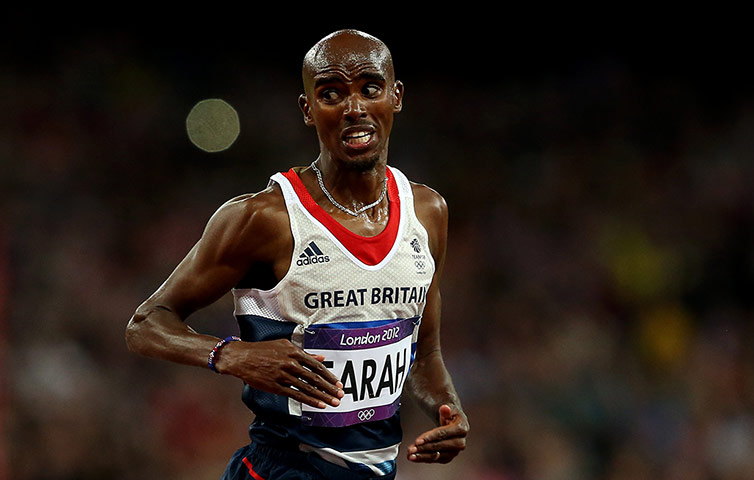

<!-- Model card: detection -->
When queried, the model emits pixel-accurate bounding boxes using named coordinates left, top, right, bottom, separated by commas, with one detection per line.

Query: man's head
left=299, top=30, right=404, bottom=170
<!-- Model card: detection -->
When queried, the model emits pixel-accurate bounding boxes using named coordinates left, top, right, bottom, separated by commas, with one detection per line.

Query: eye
left=320, top=89, right=341, bottom=103
left=362, top=83, right=382, bottom=98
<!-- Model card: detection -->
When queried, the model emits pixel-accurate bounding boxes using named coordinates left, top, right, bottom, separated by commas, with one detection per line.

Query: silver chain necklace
left=310, top=161, right=387, bottom=217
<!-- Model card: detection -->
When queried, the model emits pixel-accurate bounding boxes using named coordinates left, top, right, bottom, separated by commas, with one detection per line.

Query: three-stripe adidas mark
left=296, top=241, right=330, bottom=266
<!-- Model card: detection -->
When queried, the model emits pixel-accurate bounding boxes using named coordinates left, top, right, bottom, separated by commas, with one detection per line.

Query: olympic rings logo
left=415, top=261, right=425, bottom=270
left=357, top=409, right=376, bottom=422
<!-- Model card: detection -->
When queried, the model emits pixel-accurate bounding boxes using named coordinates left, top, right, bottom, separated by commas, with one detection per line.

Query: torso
left=230, top=165, right=439, bottom=475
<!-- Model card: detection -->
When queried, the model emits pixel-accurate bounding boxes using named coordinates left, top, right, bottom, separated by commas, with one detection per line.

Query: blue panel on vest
left=237, top=315, right=297, bottom=418
left=237, top=314, right=297, bottom=342
left=307, top=319, right=399, bottom=330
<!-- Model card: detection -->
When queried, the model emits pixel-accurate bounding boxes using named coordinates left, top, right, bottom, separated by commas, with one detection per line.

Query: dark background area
left=2, top=11, right=753, bottom=480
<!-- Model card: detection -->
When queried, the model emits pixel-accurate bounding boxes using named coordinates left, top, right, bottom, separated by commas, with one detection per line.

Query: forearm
left=404, top=349, right=470, bottom=464
left=406, top=349, right=463, bottom=424
left=126, top=303, right=345, bottom=408
left=125, top=303, right=221, bottom=369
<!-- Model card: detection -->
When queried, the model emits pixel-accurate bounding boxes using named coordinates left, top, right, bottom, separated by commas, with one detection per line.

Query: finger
left=439, top=404, right=453, bottom=425
left=276, top=377, right=342, bottom=410
left=408, top=451, right=434, bottom=463
left=408, top=450, right=453, bottom=463
left=292, top=369, right=344, bottom=406
left=278, top=384, right=329, bottom=409
left=297, top=359, right=344, bottom=393
left=284, top=374, right=342, bottom=407
left=408, top=437, right=466, bottom=456
left=296, top=351, right=343, bottom=387
left=415, top=425, right=456, bottom=446
left=286, top=356, right=344, bottom=400
left=407, top=450, right=435, bottom=463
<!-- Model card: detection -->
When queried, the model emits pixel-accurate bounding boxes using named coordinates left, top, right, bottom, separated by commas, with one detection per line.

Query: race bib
left=301, top=317, right=419, bottom=427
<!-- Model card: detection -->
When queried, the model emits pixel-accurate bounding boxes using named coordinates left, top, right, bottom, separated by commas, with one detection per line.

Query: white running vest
left=232, top=165, right=435, bottom=475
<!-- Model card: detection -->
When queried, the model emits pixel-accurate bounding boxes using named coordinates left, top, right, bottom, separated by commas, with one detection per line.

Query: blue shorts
left=221, top=442, right=398, bottom=480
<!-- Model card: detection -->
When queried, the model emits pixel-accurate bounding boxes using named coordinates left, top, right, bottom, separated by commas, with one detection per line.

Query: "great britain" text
left=304, top=286, right=428, bottom=309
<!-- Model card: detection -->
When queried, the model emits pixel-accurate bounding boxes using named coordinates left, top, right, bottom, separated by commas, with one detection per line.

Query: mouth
left=342, top=126, right=376, bottom=149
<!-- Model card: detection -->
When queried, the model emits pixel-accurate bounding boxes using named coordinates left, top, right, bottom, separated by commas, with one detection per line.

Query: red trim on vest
left=281, top=167, right=401, bottom=266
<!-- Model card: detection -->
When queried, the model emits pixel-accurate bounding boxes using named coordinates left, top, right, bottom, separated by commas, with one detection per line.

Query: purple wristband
left=208, top=336, right=241, bottom=373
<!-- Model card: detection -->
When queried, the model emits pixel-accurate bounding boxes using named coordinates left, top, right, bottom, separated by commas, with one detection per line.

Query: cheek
left=313, top=106, right=342, bottom=125
left=376, top=107, right=395, bottom=129
left=376, top=100, right=397, bottom=117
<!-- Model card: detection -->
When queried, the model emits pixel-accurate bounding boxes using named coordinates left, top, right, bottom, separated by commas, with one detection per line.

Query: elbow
left=125, top=304, right=178, bottom=357
left=125, top=313, right=149, bottom=355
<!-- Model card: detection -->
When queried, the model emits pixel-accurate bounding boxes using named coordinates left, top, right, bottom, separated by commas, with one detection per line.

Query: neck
left=313, top=153, right=387, bottom=206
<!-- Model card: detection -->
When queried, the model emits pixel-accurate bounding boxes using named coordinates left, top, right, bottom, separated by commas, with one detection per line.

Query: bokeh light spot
left=186, top=99, right=240, bottom=152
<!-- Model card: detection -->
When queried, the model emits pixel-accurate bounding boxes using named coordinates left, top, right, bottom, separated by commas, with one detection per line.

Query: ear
left=392, top=80, right=404, bottom=113
left=298, top=94, right=315, bottom=126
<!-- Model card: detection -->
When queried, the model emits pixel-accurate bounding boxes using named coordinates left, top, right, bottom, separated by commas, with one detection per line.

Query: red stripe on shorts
left=242, top=457, right=266, bottom=480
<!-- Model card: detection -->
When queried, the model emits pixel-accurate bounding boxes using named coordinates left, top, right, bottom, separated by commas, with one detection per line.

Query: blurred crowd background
left=2, top=14, right=753, bottom=480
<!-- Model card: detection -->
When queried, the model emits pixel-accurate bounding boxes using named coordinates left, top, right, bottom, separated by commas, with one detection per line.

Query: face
left=299, top=31, right=404, bottom=170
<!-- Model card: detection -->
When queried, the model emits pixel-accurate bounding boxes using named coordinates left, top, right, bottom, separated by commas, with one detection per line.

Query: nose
left=343, top=93, right=367, bottom=120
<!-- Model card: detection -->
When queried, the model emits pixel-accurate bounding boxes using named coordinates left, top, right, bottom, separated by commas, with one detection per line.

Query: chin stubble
left=344, top=154, right=381, bottom=172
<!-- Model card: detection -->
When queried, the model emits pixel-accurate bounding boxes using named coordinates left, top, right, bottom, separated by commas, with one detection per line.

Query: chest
left=280, top=222, right=433, bottom=323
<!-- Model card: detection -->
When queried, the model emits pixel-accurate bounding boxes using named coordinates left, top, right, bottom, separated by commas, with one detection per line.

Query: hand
left=407, top=404, right=469, bottom=464
left=217, top=339, right=344, bottom=410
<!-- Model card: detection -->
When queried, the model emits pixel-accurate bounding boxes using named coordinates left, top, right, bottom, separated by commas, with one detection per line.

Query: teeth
left=345, top=131, right=372, bottom=144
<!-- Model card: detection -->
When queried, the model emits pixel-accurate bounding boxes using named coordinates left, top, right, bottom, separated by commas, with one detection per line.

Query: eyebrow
left=357, top=71, right=387, bottom=83
left=313, top=71, right=387, bottom=89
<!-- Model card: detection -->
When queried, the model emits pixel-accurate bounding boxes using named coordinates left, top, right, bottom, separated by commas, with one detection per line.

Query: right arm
left=125, top=188, right=343, bottom=409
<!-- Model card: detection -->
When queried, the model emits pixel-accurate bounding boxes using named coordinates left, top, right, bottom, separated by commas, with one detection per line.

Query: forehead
left=303, top=32, right=393, bottom=85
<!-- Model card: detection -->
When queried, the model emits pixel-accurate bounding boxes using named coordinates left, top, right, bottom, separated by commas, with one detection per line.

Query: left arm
left=405, top=184, right=469, bottom=464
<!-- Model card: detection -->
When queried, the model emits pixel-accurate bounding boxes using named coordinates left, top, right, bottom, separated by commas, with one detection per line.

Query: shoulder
left=409, top=181, right=448, bottom=227
left=212, top=182, right=286, bottom=227
left=408, top=181, right=448, bottom=261
left=201, top=183, right=289, bottom=260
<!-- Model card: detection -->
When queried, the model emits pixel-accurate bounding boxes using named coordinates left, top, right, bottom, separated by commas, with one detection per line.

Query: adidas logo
left=296, top=241, right=330, bottom=266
